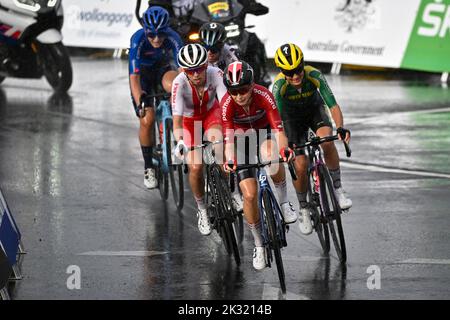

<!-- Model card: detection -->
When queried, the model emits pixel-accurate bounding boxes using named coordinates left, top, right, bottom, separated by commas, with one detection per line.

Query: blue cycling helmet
left=143, top=6, right=170, bottom=34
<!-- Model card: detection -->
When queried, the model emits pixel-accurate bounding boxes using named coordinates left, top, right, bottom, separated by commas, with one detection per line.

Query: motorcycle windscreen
left=191, top=0, right=243, bottom=23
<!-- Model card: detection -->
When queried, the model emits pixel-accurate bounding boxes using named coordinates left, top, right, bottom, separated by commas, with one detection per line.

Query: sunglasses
left=184, top=64, right=208, bottom=75
left=147, top=32, right=167, bottom=39
left=281, top=65, right=304, bottom=77
left=228, top=85, right=252, bottom=96
left=204, top=44, right=223, bottom=54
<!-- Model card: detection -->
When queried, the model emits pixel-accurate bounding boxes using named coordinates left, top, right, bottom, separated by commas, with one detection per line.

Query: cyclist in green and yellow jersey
left=272, top=43, right=352, bottom=236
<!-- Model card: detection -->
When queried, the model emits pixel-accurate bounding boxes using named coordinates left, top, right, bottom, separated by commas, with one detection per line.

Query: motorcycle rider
left=129, top=6, right=183, bottom=189
left=199, top=22, right=238, bottom=70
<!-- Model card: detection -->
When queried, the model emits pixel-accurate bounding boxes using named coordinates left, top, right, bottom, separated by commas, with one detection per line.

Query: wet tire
left=40, top=42, right=73, bottom=92
left=308, top=172, right=330, bottom=254
left=262, top=190, right=286, bottom=294
left=214, top=166, right=240, bottom=266
left=319, top=165, right=347, bottom=263
left=165, top=119, right=184, bottom=210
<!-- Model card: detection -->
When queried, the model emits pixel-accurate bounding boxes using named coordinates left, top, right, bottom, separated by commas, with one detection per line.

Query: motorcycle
left=0, top=0, right=72, bottom=92
left=190, top=0, right=271, bottom=87
left=138, top=1, right=270, bottom=87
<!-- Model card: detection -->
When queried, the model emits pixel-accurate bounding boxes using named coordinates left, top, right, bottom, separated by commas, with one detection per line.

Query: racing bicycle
left=189, top=140, right=244, bottom=266
left=294, top=134, right=351, bottom=263
left=138, top=93, right=184, bottom=210
left=232, top=151, right=296, bottom=294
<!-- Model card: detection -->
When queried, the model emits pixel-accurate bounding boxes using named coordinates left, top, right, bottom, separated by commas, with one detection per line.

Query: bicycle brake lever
left=343, top=141, right=352, bottom=158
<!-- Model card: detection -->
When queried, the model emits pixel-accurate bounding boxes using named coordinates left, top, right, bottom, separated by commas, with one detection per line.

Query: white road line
left=346, top=106, right=450, bottom=125
left=77, top=251, right=168, bottom=257
left=283, top=256, right=328, bottom=262
left=398, top=258, right=450, bottom=265
left=341, top=162, right=450, bottom=179
left=262, top=284, right=311, bottom=300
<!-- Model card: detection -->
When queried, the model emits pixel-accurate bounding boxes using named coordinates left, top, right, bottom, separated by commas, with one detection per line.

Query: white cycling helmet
left=177, top=44, right=208, bottom=69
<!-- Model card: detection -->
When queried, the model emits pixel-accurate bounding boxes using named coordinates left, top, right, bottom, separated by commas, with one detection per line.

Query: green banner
left=402, top=0, right=450, bottom=72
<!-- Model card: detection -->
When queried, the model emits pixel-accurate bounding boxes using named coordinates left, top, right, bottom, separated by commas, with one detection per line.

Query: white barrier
left=61, top=0, right=450, bottom=72
left=62, top=0, right=141, bottom=49
left=248, top=0, right=420, bottom=67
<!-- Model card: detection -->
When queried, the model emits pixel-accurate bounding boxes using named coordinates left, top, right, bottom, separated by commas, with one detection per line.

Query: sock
left=141, top=146, right=153, bottom=169
left=248, top=221, right=263, bottom=247
left=274, top=179, right=288, bottom=205
left=194, top=195, right=206, bottom=211
left=329, top=167, right=342, bottom=189
left=296, top=192, right=308, bottom=208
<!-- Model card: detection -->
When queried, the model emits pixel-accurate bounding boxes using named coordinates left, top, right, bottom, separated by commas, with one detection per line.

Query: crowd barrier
left=61, top=0, right=449, bottom=74
left=0, top=187, right=24, bottom=300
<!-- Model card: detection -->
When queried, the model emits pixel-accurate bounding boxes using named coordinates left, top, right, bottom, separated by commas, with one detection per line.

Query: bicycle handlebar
left=145, top=92, right=172, bottom=100
left=294, top=134, right=352, bottom=158
left=188, top=140, right=223, bottom=151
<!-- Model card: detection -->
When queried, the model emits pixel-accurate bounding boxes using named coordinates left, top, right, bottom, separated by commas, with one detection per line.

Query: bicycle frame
left=307, top=146, right=324, bottom=200
left=257, top=168, right=287, bottom=248
left=155, top=99, right=173, bottom=174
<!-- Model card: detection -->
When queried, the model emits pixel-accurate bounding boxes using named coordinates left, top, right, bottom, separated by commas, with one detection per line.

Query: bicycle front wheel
left=319, top=165, right=347, bottom=263
left=213, top=166, right=241, bottom=266
left=262, top=190, right=286, bottom=294
left=165, top=119, right=184, bottom=210
left=308, top=172, right=330, bottom=254
left=155, top=122, right=168, bottom=200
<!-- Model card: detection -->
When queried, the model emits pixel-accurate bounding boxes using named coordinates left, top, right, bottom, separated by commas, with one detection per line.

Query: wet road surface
left=0, top=58, right=449, bottom=299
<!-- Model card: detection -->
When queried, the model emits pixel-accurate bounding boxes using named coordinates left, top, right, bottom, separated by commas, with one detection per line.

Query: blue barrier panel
left=0, top=214, right=19, bottom=266
left=0, top=244, right=12, bottom=289
left=0, top=188, right=21, bottom=241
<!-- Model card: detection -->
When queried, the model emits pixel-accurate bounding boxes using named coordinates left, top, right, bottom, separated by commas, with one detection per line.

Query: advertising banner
left=249, top=0, right=421, bottom=68
left=62, top=0, right=141, bottom=49
left=401, top=0, right=450, bottom=72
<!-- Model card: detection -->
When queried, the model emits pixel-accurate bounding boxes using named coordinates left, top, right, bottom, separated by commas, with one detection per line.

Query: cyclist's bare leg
left=162, top=70, right=178, bottom=93
left=260, top=138, right=294, bottom=211
left=186, top=149, right=205, bottom=208
left=316, top=126, right=339, bottom=170
left=316, top=126, right=351, bottom=209
left=239, top=178, right=259, bottom=224
left=240, top=177, right=264, bottom=251
left=292, top=155, right=308, bottom=193
left=139, top=108, right=155, bottom=147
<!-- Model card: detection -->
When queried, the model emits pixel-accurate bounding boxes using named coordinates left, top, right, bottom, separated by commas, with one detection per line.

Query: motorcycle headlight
left=13, top=0, right=60, bottom=13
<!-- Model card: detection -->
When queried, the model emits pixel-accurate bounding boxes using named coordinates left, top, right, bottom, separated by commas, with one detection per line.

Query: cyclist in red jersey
left=221, top=61, right=297, bottom=270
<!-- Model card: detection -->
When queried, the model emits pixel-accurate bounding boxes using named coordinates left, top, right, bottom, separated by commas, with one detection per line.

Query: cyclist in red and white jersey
left=171, top=43, right=228, bottom=236
left=221, top=61, right=297, bottom=270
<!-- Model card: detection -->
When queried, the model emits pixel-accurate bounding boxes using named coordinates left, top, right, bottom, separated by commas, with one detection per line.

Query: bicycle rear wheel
left=308, top=172, right=330, bottom=254
left=262, top=190, right=286, bottom=294
left=319, top=165, right=347, bottom=263
left=155, top=122, right=168, bottom=200
left=233, top=212, right=244, bottom=244
left=165, top=119, right=184, bottom=210
left=213, top=166, right=241, bottom=266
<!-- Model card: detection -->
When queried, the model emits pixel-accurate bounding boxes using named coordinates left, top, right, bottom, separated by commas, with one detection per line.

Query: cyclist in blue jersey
left=129, top=6, right=184, bottom=189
